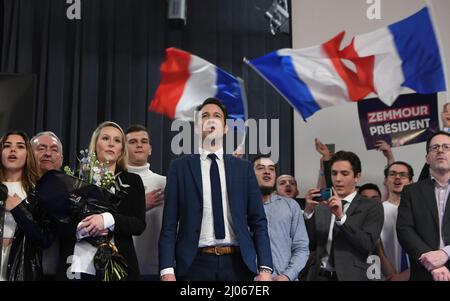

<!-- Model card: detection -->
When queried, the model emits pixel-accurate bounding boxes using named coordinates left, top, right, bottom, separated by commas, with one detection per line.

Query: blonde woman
left=0, top=131, right=54, bottom=281
left=57, top=121, right=146, bottom=280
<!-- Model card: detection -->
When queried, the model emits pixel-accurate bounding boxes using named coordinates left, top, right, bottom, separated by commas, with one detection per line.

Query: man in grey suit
left=397, top=131, right=450, bottom=281
left=303, top=151, right=384, bottom=281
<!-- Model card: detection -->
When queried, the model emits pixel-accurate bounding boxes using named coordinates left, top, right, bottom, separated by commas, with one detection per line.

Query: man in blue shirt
left=253, top=155, right=309, bottom=281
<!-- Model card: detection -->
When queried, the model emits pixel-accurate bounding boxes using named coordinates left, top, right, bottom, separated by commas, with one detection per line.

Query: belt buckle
left=214, top=246, right=222, bottom=255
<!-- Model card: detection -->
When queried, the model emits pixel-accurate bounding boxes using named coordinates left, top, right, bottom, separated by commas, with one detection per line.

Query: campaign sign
left=358, top=93, right=438, bottom=150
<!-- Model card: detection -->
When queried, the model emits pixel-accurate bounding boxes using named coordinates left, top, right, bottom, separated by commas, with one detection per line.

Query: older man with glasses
left=398, top=131, right=450, bottom=281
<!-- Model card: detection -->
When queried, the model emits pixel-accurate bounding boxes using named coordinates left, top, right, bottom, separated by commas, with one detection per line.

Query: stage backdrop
left=0, top=73, right=36, bottom=136
left=0, top=0, right=292, bottom=174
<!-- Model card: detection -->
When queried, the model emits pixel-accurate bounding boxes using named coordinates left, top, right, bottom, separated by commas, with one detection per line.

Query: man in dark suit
left=31, top=131, right=64, bottom=280
left=397, top=131, right=450, bottom=281
left=303, top=151, right=384, bottom=281
left=159, top=97, right=273, bottom=281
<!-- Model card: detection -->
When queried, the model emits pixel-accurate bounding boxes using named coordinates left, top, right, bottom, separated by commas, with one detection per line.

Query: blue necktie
left=208, top=153, right=225, bottom=239
left=400, top=248, right=409, bottom=272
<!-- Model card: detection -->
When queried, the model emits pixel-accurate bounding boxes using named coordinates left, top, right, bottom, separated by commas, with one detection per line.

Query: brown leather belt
left=198, top=246, right=238, bottom=255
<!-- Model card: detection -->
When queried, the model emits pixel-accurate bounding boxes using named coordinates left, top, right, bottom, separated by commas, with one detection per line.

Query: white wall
left=291, top=0, right=450, bottom=197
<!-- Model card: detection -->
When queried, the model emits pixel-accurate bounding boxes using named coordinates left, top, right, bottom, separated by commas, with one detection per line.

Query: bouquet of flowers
left=35, top=150, right=128, bottom=281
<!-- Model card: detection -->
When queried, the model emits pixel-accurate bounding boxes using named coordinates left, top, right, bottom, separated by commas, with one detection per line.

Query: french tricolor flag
left=149, top=47, right=245, bottom=122
left=247, top=7, right=446, bottom=120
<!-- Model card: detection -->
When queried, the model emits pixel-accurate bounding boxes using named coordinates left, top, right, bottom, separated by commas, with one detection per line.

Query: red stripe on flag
left=322, top=31, right=375, bottom=101
left=148, top=47, right=191, bottom=119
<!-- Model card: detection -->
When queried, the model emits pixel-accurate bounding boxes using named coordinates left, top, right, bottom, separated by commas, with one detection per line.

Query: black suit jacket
left=397, top=179, right=450, bottom=281
left=305, top=194, right=384, bottom=281
left=56, top=171, right=146, bottom=280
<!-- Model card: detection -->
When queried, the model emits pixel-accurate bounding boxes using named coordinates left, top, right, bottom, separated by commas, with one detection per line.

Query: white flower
left=92, top=174, right=100, bottom=183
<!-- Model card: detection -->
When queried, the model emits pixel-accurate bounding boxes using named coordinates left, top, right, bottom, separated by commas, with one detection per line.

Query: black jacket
left=397, top=179, right=450, bottom=281
left=304, top=194, right=384, bottom=281
left=0, top=183, right=55, bottom=281
left=56, top=170, right=146, bottom=280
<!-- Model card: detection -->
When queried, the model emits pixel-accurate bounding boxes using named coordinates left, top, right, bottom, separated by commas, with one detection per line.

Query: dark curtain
left=0, top=0, right=293, bottom=175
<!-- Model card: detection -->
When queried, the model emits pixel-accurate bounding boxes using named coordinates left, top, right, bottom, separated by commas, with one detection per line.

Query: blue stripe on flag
left=249, top=51, right=320, bottom=120
left=215, top=68, right=245, bottom=121
left=388, top=7, right=446, bottom=93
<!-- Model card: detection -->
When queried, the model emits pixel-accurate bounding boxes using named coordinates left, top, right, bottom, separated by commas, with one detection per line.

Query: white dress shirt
left=198, top=148, right=237, bottom=247
left=381, top=201, right=403, bottom=273
left=1, top=182, right=25, bottom=281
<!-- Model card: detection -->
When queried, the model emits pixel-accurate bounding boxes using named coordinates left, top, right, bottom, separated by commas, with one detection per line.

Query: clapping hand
left=374, top=140, right=394, bottom=165
left=314, top=138, right=331, bottom=161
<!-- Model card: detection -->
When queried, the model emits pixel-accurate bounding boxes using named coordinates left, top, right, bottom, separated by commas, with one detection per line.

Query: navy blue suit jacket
left=159, top=154, right=273, bottom=276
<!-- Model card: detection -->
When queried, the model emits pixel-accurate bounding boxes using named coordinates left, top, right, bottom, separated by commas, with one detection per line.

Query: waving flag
left=149, top=47, right=246, bottom=122
left=247, top=7, right=446, bottom=120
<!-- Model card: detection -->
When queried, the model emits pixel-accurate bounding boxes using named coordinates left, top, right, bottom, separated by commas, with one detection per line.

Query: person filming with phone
left=303, top=151, right=384, bottom=281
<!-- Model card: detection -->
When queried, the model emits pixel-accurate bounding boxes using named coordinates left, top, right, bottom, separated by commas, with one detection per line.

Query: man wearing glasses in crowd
left=378, top=161, right=414, bottom=281
left=397, top=131, right=450, bottom=281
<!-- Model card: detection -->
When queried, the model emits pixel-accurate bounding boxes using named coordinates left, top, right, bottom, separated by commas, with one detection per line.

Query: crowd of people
left=1, top=97, right=450, bottom=281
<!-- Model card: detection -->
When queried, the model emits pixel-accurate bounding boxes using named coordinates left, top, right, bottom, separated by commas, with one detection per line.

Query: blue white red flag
left=149, top=47, right=246, bottom=122
left=247, top=7, right=446, bottom=120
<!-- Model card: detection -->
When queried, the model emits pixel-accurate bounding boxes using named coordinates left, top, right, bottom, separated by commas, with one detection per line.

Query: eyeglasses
left=428, top=144, right=450, bottom=153
left=387, top=171, right=410, bottom=179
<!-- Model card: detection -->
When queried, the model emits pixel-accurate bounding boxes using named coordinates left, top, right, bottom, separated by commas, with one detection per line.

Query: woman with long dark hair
left=0, top=131, right=54, bottom=281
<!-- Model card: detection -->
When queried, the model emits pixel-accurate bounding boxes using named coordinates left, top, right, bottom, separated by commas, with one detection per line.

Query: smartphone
left=313, top=188, right=333, bottom=201
left=326, top=143, right=335, bottom=154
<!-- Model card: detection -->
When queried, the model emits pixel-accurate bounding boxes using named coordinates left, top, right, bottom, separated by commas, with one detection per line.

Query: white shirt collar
left=199, top=148, right=224, bottom=161
left=430, top=176, right=450, bottom=188
left=342, top=191, right=357, bottom=204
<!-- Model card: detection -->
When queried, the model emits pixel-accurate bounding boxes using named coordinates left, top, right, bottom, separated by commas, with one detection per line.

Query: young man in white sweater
left=126, top=124, right=166, bottom=280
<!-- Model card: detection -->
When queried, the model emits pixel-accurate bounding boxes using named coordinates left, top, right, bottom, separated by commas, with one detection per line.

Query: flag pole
left=234, top=77, right=248, bottom=158
left=243, top=57, right=307, bottom=121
